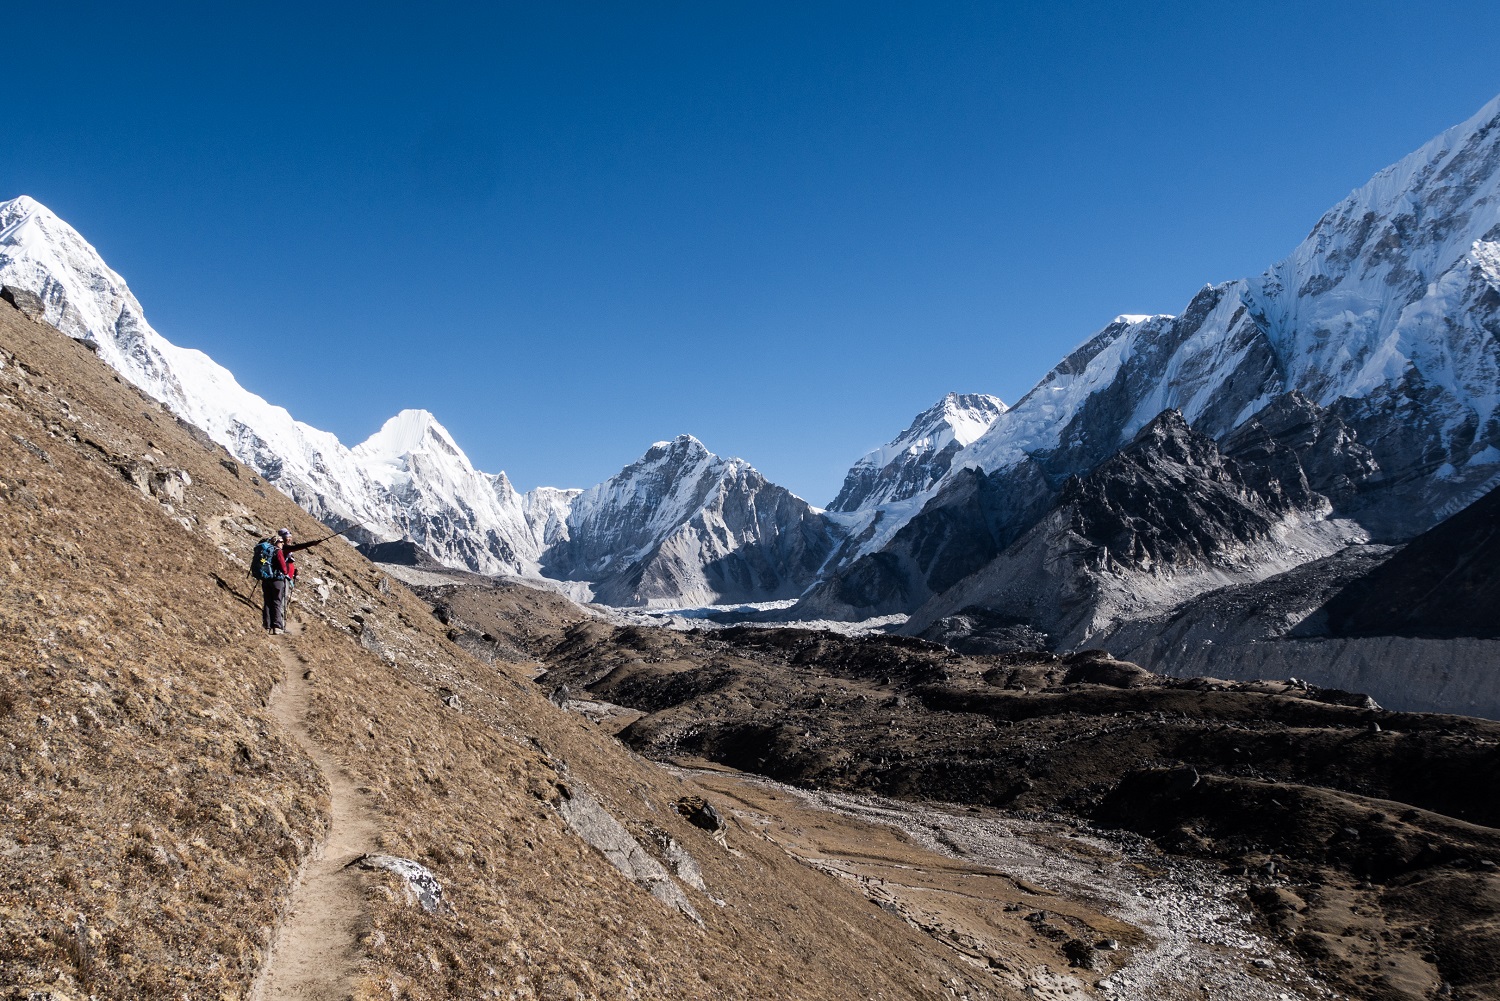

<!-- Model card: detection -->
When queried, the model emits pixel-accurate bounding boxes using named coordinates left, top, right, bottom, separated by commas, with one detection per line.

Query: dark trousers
left=261, top=578, right=288, bottom=630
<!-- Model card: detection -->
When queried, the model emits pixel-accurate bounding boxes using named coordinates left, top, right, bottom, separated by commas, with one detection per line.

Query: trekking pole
left=311, top=521, right=368, bottom=545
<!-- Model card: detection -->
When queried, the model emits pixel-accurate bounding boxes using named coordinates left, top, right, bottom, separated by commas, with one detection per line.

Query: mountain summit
left=545, top=435, right=844, bottom=607
left=829, top=392, right=1006, bottom=515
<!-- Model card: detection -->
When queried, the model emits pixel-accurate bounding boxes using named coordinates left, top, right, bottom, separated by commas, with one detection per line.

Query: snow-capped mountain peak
left=0, top=195, right=548, bottom=575
left=0, top=194, right=397, bottom=532
left=828, top=391, right=1007, bottom=517
left=355, top=409, right=453, bottom=460
left=348, top=409, right=545, bottom=574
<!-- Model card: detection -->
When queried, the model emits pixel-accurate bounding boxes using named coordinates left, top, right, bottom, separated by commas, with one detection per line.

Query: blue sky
left=4, top=2, right=1499, bottom=502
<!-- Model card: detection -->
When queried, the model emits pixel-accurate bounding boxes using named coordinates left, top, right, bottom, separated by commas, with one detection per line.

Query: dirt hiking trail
left=252, top=621, right=379, bottom=1001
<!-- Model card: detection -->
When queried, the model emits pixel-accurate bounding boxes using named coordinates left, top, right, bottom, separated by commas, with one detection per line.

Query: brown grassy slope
left=0, top=303, right=1000, bottom=1000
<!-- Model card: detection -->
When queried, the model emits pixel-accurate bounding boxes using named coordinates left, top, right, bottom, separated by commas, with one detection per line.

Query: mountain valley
left=3, top=88, right=1500, bottom=1001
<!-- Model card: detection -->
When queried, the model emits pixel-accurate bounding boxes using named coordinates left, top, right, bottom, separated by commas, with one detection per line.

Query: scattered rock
left=350, top=854, right=450, bottom=914
left=10, top=434, right=51, bottom=465
left=0, top=285, right=47, bottom=322
left=557, top=785, right=701, bottom=923
left=1062, top=937, right=1098, bottom=968
left=676, top=795, right=726, bottom=833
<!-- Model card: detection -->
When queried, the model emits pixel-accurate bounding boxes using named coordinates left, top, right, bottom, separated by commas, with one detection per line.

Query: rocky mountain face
left=898, top=410, right=1366, bottom=648
left=543, top=435, right=844, bottom=607
left=1319, top=476, right=1500, bottom=640
left=1098, top=478, right=1500, bottom=717
left=806, top=93, right=1500, bottom=622
left=350, top=409, right=547, bottom=574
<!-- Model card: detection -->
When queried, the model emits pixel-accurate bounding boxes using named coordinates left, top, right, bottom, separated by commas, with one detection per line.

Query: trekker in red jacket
left=266, top=528, right=327, bottom=634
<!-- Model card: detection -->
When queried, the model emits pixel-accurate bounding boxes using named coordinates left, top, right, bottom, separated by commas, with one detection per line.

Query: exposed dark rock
left=1320, top=483, right=1500, bottom=639
left=675, top=796, right=725, bottom=833
left=359, top=538, right=445, bottom=569
left=0, top=285, right=46, bottom=322
left=1221, top=391, right=1378, bottom=509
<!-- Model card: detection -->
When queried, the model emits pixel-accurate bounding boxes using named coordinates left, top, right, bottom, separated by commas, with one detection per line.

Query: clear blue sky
left=4, top=2, right=1498, bottom=503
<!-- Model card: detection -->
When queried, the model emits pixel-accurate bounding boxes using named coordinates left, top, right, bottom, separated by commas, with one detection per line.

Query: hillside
left=0, top=297, right=1007, bottom=998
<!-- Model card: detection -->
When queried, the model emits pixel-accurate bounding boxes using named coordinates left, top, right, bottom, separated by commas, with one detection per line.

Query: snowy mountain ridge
left=863, top=92, right=1500, bottom=557
left=0, top=198, right=837, bottom=600
left=542, top=434, right=844, bottom=606
left=0, top=198, right=556, bottom=575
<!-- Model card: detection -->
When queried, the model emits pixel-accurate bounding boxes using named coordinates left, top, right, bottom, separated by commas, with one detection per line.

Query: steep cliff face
left=544, top=435, right=843, bottom=607
left=901, top=411, right=1365, bottom=647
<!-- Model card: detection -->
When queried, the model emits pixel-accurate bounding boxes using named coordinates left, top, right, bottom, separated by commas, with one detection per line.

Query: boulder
left=0, top=285, right=46, bottom=322
left=676, top=795, right=725, bottom=833
left=350, top=854, right=450, bottom=914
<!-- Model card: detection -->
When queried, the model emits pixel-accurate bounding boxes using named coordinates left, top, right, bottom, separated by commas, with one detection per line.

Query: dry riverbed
left=676, top=764, right=1335, bottom=1001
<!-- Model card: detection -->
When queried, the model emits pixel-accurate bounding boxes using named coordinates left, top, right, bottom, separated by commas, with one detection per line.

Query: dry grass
left=0, top=303, right=1009, bottom=999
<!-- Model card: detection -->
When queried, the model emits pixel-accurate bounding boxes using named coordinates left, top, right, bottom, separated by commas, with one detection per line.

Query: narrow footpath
left=252, top=623, right=379, bottom=1001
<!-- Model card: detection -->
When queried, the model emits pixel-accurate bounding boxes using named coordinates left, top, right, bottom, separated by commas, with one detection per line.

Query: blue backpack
left=250, top=539, right=278, bottom=580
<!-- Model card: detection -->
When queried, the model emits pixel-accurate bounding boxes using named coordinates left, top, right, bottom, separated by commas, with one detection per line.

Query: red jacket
left=274, top=540, right=316, bottom=579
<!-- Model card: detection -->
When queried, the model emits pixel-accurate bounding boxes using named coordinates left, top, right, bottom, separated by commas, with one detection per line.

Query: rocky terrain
left=540, top=434, right=845, bottom=608
left=534, top=620, right=1500, bottom=1000
left=1097, top=481, right=1500, bottom=717
left=893, top=408, right=1367, bottom=646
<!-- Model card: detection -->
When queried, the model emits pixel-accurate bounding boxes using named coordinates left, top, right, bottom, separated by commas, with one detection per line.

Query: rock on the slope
left=544, top=435, right=844, bottom=607
left=0, top=284, right=45, bottom=321
left=556, top=783, right=701, bottom=923
left=904, top=410, right=1366, bottom=648
left=351, top=854, right=450, bottom=914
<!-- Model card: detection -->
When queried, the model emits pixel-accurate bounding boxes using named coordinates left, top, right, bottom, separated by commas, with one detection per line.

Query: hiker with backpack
left=250, top=523, right=362, bottom=633
left=253, top=535, right=290, bottom=634
left=251, top=528, right=332, bottom=634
